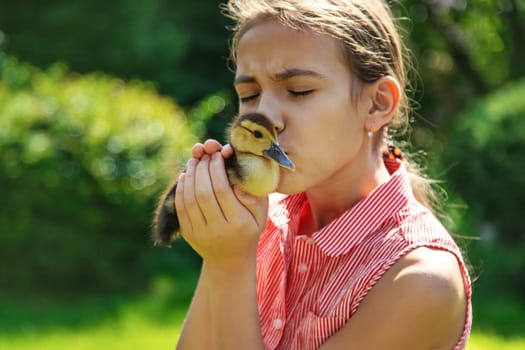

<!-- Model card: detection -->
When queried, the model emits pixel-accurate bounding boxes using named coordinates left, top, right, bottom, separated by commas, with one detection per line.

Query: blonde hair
left=222, top=0, right=440, bottom=213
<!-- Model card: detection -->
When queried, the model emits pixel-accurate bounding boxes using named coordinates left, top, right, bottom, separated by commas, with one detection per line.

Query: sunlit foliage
left=0, top=55, right=196, bottom=294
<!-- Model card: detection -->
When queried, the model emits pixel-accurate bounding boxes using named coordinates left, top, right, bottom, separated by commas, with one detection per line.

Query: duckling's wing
left=152, top=181, right=180, bottom=246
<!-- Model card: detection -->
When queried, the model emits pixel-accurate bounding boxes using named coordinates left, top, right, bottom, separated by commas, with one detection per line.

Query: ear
left=365, top=76, right=400, bottom=133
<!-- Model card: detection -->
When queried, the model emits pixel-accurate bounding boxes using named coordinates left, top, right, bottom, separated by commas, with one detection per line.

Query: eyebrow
left=234, top=68, right=323, bottom=85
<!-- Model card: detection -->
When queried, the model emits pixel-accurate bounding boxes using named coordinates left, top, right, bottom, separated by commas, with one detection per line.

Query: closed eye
left=289, top=90, right=314, bottom=97
left=239, top=94, right=259, bottom=103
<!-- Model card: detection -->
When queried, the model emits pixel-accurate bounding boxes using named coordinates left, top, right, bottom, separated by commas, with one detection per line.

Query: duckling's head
left=229, top=113, right=295, bottom=170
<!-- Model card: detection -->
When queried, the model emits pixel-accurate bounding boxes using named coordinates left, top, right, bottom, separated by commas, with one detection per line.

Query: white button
left=273, top=318, right=284, bottom=329
left=298, top=263, right=309, bottom=273
left=306, top=237, right=315, bottom=244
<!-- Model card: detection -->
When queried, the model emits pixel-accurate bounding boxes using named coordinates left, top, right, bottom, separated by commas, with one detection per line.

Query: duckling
left=152, top=112, right=295, bottom=247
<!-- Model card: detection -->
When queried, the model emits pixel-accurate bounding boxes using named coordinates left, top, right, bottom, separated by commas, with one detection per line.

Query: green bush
left=0, top=55, right=197, bottom=295
left=440, top=78, right=525, bottom=245
left=0, top=0, right=232, bottom=105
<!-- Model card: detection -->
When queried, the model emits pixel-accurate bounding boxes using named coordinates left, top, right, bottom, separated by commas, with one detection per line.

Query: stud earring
left=367, top=131, right=373, bottom=137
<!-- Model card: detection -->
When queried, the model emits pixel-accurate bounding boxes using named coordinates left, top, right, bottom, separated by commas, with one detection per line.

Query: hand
left=191, top=139, right=234, bottom=160
left=175, top=140, right=268, bottom=267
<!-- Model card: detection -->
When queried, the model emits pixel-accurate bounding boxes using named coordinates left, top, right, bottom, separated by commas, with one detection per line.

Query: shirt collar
left=313, top=160, right=411, bottom=256
left=269, top=159, right=412, bottom=257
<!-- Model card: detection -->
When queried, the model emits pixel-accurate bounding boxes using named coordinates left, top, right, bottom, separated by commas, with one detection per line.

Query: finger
left=232, top=185, right=257, bottom=207
left=203, top=139, right=223, bottom=154
left=221, top=144, right=234, bottom=158
left=194, top=154, right=226, bottom=223
left=183, top=158, right=206, bottom=228
left=233, top=186, right=269, bottom=228
left=174, top=173, right=192, bottom=233
left=191, top=143, right=205, bottom=159
left=209, top=152, right=241, bottom=219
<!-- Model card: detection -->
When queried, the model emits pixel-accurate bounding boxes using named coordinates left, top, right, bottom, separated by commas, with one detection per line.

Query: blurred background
left=0, top=0, right=523, bottom=349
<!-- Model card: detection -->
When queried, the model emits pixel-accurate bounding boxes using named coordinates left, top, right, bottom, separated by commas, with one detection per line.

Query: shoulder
left=388, top=247, right=467, bottom=322
left=321, top=247, right=467, bottom=350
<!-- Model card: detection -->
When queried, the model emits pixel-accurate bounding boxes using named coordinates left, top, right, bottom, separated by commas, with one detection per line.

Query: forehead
left=236, top=20, right=348, bottom=78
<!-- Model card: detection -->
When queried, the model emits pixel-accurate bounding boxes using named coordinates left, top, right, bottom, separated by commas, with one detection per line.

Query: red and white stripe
left=256, top=160, right=472, bottom=350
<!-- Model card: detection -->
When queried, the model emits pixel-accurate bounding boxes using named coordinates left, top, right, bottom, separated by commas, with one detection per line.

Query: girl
left=174, top=0, right=472, bottom=349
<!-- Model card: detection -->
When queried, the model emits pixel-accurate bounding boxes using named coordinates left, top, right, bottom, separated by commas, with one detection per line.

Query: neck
left=303, top=153, right=390, bottom=234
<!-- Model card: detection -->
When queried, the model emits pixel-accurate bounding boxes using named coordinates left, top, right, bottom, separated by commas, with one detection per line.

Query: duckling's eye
left=253, top=130, right=263, bottom=139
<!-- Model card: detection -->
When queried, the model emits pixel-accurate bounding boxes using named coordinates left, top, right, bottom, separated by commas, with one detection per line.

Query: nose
left=256, top=93, right=285, bottom=133
left=272, top=118, right=285, bottom=134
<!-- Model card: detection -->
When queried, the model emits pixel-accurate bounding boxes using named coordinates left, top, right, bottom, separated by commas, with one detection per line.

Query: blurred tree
left=0, top=0, right=233, bottom=105
left=439, top=78, right=525, bottom=245
left=1, top=0, right=524, bottom=285
left=2, top=0, right=522, bottom=135
left=398, top=0, right=525, bottom=133
left=0, top=55, right=198, bottom=295
left=439, top=78, right=525, bottom=295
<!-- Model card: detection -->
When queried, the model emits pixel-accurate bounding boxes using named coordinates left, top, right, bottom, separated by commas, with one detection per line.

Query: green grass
left=0, top=315, right=182, bottom=350
left=2, top=322, right=522, bottom=350
left=467, top=292, right=525, bottom=349
left=1, top=314, right=524, bottom=350
left=468, top=331, right=525, bottom=350
left=2, top=321, right=523, bottom=350
left=1, top=275, right=524, bottom=350
left=0, top=274, right=195, bottom=350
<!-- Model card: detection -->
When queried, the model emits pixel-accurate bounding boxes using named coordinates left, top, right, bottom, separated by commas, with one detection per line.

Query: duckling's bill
left=263, top=141, right=295, bottom=170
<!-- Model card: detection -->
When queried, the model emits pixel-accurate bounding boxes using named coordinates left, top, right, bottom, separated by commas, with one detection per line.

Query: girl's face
left=235, top=20, right=376, bottom=195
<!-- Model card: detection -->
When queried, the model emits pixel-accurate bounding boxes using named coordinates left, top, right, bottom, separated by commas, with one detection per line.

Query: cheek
left=287, top=150, right=337, bottom=182
left=299, top=127, right=363, bottom=174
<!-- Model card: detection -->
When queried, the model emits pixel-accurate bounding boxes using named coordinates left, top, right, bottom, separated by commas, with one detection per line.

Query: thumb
left=233, top=186, right=269, bottom=228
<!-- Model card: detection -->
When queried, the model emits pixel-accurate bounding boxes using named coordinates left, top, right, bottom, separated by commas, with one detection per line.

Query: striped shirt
left=256, top=159, right=472, bottom=350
